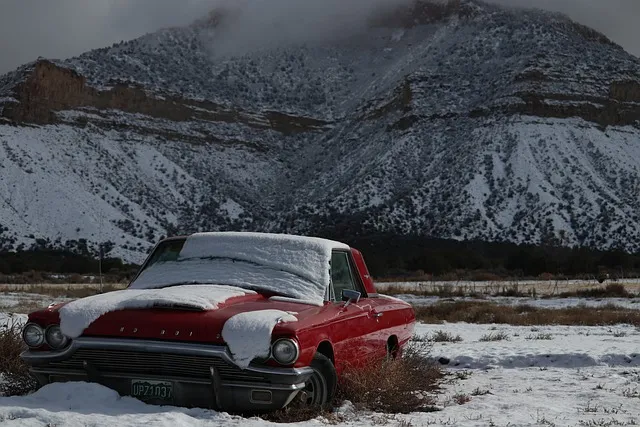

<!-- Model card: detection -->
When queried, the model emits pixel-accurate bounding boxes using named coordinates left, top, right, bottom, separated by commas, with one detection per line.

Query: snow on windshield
left=130, top=232, right=349, bottom=304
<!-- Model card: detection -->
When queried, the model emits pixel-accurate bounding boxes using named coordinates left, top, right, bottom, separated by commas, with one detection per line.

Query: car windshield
left=129, top=236, right=327, bottom=303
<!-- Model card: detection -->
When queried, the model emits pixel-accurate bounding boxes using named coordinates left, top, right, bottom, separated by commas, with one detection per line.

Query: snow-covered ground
left=2, top=308, right=640, bottom=426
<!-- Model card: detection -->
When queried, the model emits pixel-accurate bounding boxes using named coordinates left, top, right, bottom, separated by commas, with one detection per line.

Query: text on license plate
left=131, top=380, right=173, bottom=400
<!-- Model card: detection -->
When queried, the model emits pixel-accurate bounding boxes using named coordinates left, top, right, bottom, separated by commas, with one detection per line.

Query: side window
left=331, top=251, right=357, bottom=301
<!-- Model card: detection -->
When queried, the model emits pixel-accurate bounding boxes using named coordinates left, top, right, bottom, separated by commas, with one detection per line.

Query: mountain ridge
left=1, top=0, right=640, bottom=262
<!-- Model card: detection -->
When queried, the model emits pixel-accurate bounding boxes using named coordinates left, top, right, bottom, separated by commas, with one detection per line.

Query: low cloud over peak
left=0, top=0, right=638, bottom=75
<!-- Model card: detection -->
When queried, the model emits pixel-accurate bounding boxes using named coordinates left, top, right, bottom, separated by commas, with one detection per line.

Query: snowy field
left=2, top=302, right=640, bottom=426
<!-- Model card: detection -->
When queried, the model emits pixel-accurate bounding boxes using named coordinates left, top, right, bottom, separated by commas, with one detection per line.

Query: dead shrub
left=0, top=317, right=38, bottom=396
left=479, top=331, right=510, bottom=342
left=430, top=330, right=462, bottom=343
left=336, top=342, right=445, bottom=414
left=260, top=343, right=444, bottom=422
left=452, top=392, right=471, bottom=405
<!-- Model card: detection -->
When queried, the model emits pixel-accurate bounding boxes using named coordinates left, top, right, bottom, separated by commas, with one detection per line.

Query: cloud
left=0, top=0, right=638, bottom=75
left=204, top=0, right=415, bottom=57
left=0, top=0, right=217, bottom=74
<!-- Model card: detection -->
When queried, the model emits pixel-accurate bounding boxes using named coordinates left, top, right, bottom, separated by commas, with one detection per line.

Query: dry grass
left=554, top=283, right=632, bottom=299
left=0, top=317, right=38, bottom=396
left=414, top=301, right=640, bottom=326
left=0, top=284, right=125, bottom=299
left=377, top=279, right=640, bottom=298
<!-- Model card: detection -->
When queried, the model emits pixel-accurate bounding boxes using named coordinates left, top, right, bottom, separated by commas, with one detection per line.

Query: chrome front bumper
left=21, top=337, right=313, bottom=412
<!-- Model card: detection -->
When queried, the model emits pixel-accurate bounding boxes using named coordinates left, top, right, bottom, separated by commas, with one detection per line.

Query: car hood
left=38, top=289, right=326, bottom=344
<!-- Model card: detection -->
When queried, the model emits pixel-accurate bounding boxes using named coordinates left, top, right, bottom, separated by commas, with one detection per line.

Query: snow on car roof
left=130, top=232, right=350, bottom=304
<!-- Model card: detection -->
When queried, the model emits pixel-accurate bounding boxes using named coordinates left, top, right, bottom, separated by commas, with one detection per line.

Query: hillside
left=1, top=0, right=640, bottom=262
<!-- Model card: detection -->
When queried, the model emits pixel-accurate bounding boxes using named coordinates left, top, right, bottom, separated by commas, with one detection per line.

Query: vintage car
left=21, top=232, right=415, bottom=412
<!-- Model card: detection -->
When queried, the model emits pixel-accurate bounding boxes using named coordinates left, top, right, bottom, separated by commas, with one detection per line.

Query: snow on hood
left=130, top=232, right=350, bottom=305
left=221, top=309, right=298, bottom=369
left=59, top=285, right=255, bottom=338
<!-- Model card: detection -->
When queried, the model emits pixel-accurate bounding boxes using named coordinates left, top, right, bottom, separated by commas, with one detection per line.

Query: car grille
left=43, top=348, right=268, bottom=383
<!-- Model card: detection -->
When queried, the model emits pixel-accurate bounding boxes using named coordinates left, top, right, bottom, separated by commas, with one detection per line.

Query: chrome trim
left=29, top=368, right=307, bottom=391
left=22, top=323, right=45, bottom=348
left=21, top=337, right=313, bottom=378
left=271, top=338, right=300, bottom=365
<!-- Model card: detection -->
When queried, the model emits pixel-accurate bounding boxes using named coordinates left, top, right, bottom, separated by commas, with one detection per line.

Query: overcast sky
left=0, top=0, right=638, bottom=75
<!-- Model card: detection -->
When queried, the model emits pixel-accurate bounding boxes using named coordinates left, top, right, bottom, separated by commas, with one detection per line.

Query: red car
left=21, top=232, right=415, bottom=412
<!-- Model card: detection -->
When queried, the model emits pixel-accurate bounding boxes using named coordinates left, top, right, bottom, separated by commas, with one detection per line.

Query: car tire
left=297, top=353, right=337, bottom=408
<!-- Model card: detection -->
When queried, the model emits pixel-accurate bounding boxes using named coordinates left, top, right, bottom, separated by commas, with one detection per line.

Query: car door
left=328, top=250, right=387, bottom=371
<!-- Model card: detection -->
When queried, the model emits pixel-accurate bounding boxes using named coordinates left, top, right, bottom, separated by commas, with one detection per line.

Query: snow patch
left=59, top=285, right=254, bottom=338
left=221, top=309, right=298, bottom=369
left=219, top=199, right=244, bottom=220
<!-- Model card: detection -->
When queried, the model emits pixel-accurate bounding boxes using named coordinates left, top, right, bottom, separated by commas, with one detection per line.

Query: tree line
left=1, top=234, right=639, bottom=281
left=339, top=234, right=640, bottom=280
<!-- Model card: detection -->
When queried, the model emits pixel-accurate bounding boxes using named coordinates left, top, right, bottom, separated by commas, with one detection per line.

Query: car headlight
left=271, top=338, right=299, bottom=365
left=22, top=323, right=45, bottom=348
left=45, top=325, right=69, bottom=350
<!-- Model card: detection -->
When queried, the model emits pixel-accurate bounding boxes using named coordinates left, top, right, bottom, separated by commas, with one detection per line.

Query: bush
left=261, top=342, right=445, bottom=422
left=0, top=317, right=38, bottom=396
left=430, top=330, right=463, bottom=343
left=336, top=342, right=444, bottom=414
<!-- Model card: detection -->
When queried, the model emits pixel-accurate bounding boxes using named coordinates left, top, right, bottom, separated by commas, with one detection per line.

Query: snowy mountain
left=2, top=0, right=640, bottom=262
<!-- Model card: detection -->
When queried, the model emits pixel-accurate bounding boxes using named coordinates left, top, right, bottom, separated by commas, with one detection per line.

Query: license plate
left=131, top=380, right=173, bottom=401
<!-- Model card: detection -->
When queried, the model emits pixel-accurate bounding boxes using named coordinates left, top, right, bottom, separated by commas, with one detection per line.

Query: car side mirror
left=341, top=289, right=361, bottom=307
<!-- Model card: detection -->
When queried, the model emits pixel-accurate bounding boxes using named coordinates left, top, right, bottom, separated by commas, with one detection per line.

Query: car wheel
left=296, top=353, right=336, bottom=408
left=387, top=338, right=400, bottom=360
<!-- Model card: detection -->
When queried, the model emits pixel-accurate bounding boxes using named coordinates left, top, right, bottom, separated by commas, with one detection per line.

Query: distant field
left=3, top=279, right=640, bottom=296
left=376, top=278, right=640, bottom=296
left=0, top=283, right=128, bottom=292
